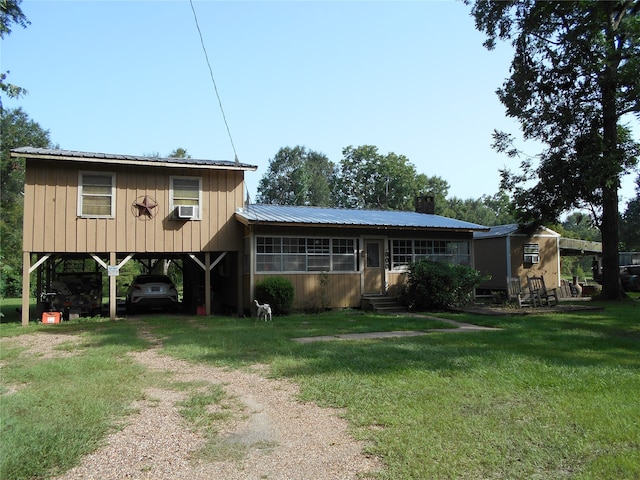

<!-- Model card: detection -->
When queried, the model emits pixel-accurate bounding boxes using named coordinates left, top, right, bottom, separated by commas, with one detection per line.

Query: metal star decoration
left=133, top=195, right=158, bottom=218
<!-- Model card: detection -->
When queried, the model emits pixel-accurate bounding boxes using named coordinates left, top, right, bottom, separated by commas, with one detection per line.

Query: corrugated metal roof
left=236, top=204, right=489, bottom=231
left=473, top=224, right=520, bottom=239
left=10, top=147, right=258, bottom=171
left=474, top=224, right=560, bottom=239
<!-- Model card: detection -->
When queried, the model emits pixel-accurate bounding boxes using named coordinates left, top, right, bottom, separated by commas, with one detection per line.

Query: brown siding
left=512, top=236, right=559, bottom=289
left=23, top=160, right=245, bottom=253
left=475, top=237, right=508, bottom=290
left=254, top=273, right=361, bottom=309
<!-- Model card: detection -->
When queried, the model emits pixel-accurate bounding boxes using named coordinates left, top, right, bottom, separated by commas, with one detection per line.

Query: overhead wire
left=188, top=0, right=239, bottom=165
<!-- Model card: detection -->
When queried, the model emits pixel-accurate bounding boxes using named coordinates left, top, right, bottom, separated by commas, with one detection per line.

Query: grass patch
left=2, top=296, right=639, bottom=479
left=0, top=320, right=154, bottom=480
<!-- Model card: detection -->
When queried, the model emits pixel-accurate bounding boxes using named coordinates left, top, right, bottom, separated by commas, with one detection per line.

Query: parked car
left=126, top=275, right=179, bottom=314
left=620, top=265, right=640, bottom=292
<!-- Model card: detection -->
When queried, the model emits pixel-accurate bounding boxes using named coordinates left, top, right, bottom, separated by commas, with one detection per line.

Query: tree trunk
left=598, top=14, right=625, bottom=300
left=600, top=184, right=625, bottom=299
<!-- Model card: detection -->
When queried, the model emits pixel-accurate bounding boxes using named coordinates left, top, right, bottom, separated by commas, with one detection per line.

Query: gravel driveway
left=5, top=328, right=382, bottom=480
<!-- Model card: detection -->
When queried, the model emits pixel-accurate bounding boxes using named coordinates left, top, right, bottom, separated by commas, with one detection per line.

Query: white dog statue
left=254, top=299, right=272, bottom=321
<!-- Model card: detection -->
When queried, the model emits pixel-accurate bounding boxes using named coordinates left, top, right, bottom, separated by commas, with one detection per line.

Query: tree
left=1, top=0, right=29, bottom=108
left=469, top=0, right=640, bottom=299
left=256, top=146, right=336, bottom=206
left=620, top=174, right=640, bottom=250
left=443, top=191, right=516, bottom=226
left=1, top=108, right=52, bottom=296
left=168, top=147, right=190, bottom=158
left=335, top=145, right=438, bottom=210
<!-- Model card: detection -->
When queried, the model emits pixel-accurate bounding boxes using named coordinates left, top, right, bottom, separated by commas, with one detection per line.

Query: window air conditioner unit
left=176, top=205, right=197, bottom=219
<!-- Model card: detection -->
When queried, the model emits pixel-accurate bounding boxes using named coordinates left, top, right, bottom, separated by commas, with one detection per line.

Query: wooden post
left=204, top=252, right=211, bottom=315
left=110, top=252, right=116, bottom=320
left=22, top=252, right=31, bottom=326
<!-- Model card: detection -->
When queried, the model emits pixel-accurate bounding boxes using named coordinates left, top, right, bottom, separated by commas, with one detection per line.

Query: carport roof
left=11, top=147, right=258, bottom=171
left=235, top=204, right=489, bottom=232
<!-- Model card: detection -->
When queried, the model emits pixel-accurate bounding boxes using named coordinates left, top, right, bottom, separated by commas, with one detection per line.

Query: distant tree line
left=255, top=145, right=518, bottom=226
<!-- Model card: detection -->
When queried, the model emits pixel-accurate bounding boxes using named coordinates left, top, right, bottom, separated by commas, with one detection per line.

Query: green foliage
left=620, top=174, right=640, bottom=251
left=256, top=146, right=336, bottom=206
left=404, top=260, right=486, bottom=310
left=442, top=190, right=516, bottom=226
left=335, top=145, right=445, bottom=211
left=254, top=277, right=294, bottom=315
left=469, top=0, right=640, bottom=300
left=0, top=0, right=29, bottom=103
left=1, top=108, right=53, bottom=297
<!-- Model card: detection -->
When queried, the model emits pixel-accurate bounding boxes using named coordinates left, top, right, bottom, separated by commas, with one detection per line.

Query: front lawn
left=1, top=298, right=638, bottom=479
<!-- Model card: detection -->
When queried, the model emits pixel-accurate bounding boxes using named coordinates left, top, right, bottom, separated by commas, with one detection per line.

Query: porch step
left=361, top=295, right=407, bottom=313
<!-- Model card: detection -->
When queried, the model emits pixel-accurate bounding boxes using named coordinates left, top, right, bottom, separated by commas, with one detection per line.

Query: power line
left=189, top=0, right=239, bottom=165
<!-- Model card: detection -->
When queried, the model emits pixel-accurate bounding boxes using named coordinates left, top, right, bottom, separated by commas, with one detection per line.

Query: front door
left=363, top=240, right=384, bottom=295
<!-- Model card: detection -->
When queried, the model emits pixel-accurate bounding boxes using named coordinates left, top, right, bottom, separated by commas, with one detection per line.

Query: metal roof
left=236, top=204, right=489, bottom=231
left=10, top=147, right=258, bottom=171
left=474, top=224, right=560, bottom=239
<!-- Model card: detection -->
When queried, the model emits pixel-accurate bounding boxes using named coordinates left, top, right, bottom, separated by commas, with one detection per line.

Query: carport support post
left=205, top=252, right=211, bottom=315
left=21, top=251, right=31, bottom=326
left=109, top=252, right=116, bottom=320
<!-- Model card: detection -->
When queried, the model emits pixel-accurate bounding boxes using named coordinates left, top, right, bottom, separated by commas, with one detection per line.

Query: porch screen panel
left=307, top=238, right=330, bottom=271
left=257, top=237, right=282, bottom=271
left=283, top=238, right=306, bottom=271
left=332, top=239, right=356, bottom=271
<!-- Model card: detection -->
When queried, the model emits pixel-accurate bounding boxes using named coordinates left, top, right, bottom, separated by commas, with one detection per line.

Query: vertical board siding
left=24, top=160, right=245, bottom=254
left=253, top=273, right=362, bottom=309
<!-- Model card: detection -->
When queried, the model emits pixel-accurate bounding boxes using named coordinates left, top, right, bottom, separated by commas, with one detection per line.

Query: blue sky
left=3, top=0, right=638, bottom=208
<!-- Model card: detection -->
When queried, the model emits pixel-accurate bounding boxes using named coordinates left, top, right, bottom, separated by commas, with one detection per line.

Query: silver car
left=126, top=275, right=179, bottom=314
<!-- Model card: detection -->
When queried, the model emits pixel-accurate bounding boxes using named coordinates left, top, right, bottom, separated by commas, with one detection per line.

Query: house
left=473, top=224, right=561, bottom=294
left=12, top=147, right=489, bottom=324
left=235, top=203, right=489, bottom=311
left=13, top=147, right=257, bottom=325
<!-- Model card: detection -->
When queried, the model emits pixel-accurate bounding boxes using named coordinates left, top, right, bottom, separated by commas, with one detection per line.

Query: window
left=78, top=172, right=115, bottom=218
left=524, top=243, right=540, bottom=264
left=391, top=239, right=471, bottom=269
left=170, top=176, right=202, bottom=219
left=256, top=237, right=357, bottom=272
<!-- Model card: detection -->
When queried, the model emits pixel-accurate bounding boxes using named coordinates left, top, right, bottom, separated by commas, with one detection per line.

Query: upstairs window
left=524, top=243, right=540, bottom=264
left=78, top=172, right=115, bottom=218
left=170, top=176, right=202, bottom=220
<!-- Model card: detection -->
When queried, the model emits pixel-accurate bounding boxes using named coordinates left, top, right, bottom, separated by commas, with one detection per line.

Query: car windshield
left=135, top=276, right=173, bottom=284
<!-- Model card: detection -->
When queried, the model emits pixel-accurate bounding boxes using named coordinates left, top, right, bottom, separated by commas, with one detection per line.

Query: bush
left=255, top=277, right=295, bottom=315
left=404, top=260, right=485, bottom=310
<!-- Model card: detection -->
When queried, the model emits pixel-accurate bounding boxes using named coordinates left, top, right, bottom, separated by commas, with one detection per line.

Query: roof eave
left=11, top=151, right=258, bottom=172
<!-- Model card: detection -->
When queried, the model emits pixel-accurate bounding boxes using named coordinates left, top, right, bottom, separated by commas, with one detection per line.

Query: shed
left=474, top=224, right=561, bottom=294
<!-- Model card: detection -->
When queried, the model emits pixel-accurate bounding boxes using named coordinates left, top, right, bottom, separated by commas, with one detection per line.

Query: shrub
left=404, top=260, right=485, bottom=310
left=254, top=277, right=295, bottom=315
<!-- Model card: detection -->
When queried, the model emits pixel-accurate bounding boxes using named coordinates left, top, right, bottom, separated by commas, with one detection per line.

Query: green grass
left=1, top=298, right=639, bottom=479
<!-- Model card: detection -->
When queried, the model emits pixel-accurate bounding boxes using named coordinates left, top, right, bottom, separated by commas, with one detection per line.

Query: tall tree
left=1, top=108, right=52, bottom=296
left=1, top=0, right=29, bottom=108
left=256, top=146, right=336, bottom=206
left=335, top=145, right=435, bottom=211
left=469, top=0, right=640, bottom=299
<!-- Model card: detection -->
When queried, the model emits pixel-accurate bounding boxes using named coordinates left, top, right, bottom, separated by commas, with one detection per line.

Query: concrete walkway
left=293, top=315, right=500, bottom=344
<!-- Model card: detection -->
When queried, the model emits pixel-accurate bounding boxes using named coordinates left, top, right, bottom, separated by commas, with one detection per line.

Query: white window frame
left=524, top=243, right=540, bottom=264
left=170, top=176, right=202, bottom=220
left=256, top=236, right=357, bottom=273
left=77, top=171, right=116, bottom=218
left=390, top=239, right=472, bottom=270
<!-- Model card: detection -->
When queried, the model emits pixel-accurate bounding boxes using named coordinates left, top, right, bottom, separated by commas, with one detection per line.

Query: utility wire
left=189, top=0, right=239, bottom=164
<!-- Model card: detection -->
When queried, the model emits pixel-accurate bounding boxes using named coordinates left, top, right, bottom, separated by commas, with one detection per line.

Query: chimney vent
left=415, top=195, right=435, bottom=214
